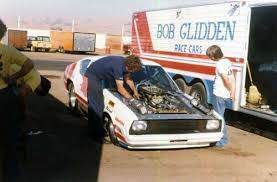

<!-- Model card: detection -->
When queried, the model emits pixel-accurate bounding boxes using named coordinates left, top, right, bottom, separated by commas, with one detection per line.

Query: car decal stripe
left=68, top=63, right=77, bottom=78
left=141, top=57, right=215, bottom=75
left=115, top=117, right=124, bottom=126
left=75, top=93, right=88, bottom=106
left=114, top=124, right=123, bottom=134
left=115, top=131, right=127, bottom=143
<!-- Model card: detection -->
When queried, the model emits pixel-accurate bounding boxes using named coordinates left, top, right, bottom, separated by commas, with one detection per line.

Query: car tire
left=189, top=82, right=208, bottom=107
left=174, top=78, right=190, bottom=94
left=68, top=82, right=79, bottom=114
left=105, top=115, right=119, bottom=146
left=210, top=142, right=216, bottom=147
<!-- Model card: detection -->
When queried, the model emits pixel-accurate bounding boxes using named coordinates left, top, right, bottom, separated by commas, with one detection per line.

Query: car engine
left=128, top=83, right=189, bottom=114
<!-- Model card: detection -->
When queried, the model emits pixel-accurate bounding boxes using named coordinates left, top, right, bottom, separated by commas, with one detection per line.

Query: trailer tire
left=190, top=82, right=208, bottom=107
left=174, top=78, right=190, bottom=94
left=59, top=47, right=65, bottom=53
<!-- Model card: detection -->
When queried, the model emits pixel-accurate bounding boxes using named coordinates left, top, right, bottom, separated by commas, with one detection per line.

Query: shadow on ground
left=33, top=60, right=75, bottom=72
left=225, top=109, right=277, bottom=141
left=22, top=93, right=103, bottom=182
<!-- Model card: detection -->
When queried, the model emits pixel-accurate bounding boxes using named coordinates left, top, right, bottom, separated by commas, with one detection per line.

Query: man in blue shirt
left=85, top=55, right=142, bottom=143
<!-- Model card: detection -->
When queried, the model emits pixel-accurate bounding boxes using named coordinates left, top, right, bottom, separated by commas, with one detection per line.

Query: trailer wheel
left=174, top=78, right=190, bottom=94
left=31, top=46, right=36, bottom=52
left=104, top=115, right=119, bottom=146
left=59, top=47, right=65, bottom=53
left=189, top=82, right=208, bottom=107
left=68, top=82, right=79, bottom=114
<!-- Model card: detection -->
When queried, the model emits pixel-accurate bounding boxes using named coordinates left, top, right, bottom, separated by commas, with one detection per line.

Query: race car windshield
left=131, top=65, right=179, bottom=92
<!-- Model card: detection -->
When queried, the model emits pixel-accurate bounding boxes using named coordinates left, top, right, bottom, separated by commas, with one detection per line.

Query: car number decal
left=106, top=100, right=115, bottom=112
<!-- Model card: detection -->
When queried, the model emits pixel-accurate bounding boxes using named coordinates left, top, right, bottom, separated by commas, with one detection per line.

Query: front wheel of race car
left=210, top=142, right=217, bottom=147
left=104, top=115, right=119, bottom=146
left=68, top=82, right=79, bottom=115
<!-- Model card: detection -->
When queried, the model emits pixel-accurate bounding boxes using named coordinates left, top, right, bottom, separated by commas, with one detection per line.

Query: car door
left=74, top=59, right=91, bottom=102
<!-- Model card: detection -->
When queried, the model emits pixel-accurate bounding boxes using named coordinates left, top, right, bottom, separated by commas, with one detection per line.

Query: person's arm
left=220, top=73, right=236, bottom=100
left=10, top=58, right=34, bottom=80
left=5, top=47, right=34, bottom=82
left=220, top=74, right=232, bottom=91
left=124, top=73, right=140, bottom=99
left=229, top=74, right=236, bottom=100
left=19, top=84, right=32, bottom=97
left=19, top=68, right=41, bottom=96
left=115, top=80, right=133, bottom=99
left=217, top=59, right=236, bottom=100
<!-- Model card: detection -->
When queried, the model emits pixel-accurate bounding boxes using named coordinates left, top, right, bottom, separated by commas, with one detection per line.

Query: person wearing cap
left=85, top=55, right=142, bottom=143
left=0, top=19, right=34, bottom=181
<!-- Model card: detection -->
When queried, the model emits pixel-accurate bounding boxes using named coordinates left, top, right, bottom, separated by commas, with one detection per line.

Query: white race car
left=64, top=56, right=223, bottom=149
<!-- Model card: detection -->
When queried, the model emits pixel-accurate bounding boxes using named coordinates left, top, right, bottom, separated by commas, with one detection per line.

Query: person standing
left=206, top=45, right=235, bottom=148
left=0, top=19, right=34, bottom=181
left=84, top=55, right=142, bottom=143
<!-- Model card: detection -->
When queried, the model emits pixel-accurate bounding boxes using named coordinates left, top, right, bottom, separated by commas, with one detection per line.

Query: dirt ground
left=4, top=52, right=277, bottom=182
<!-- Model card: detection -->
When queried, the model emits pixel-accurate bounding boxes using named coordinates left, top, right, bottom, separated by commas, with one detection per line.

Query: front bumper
left=121, top=133, right=223, bottom=149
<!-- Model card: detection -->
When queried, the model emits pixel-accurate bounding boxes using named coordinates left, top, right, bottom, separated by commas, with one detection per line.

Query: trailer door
left=73, top=33, right=96, bottom=52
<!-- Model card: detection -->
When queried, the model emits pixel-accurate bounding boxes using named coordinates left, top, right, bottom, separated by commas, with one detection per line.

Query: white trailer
left=131, top=1, right=277, bottom=122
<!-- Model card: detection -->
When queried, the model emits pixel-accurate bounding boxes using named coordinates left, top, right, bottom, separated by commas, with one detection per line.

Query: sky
left=0, top=0, right=230, bottom=34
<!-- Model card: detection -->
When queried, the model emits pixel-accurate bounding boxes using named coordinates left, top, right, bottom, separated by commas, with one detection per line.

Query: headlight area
left=206, top=120, right=221, bottom=130
left=130, top=120, right=148, bottom=135
left=129, top=119, right=222, bottom=135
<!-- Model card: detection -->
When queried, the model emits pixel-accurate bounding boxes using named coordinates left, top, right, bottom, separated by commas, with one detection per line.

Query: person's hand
left=19, top=85, right=32, bottom=97
left=230, top=91, right=235, bottom=101
left=3, top=76, right=16, bottom=85
left=133, top=91, right=141, bottom=100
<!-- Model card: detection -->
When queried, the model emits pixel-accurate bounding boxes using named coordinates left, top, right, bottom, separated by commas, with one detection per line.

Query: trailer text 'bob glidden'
left=157, top=21, right=236, bottom=54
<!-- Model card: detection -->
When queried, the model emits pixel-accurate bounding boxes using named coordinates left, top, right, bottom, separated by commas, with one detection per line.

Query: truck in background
left=50, top=31, right=96, bottom=53
left=131, top=1, right=277, bottom=122
left=27, top=36, right=52, bottom=52
left=26, top=29, right=52, bottom=52
left=2, top=29, right=27, bottom=50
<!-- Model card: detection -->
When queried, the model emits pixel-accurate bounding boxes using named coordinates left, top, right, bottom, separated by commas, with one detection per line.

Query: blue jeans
left=87, top=75, right=105, bottom=140
left=0, top=87, right=22, bottom=181
left=212, top=95, right=229, bottom=147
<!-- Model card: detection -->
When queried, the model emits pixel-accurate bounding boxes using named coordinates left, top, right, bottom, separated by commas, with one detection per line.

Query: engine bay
left=128, top=83, right=190, bottom=114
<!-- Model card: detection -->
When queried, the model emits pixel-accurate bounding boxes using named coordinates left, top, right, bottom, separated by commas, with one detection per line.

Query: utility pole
left=17, top=16, right=21, bottom=29
left=121, top=24, right=125, bottom=51
left=72, top=17, right=75, bottom=32
left=121, top=22, right=131, bottom=51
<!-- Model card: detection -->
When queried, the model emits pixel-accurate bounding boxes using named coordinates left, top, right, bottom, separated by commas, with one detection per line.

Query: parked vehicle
left=63, top=56, right=223, bottom=149
left=27, top=36, right=52, bottom=52
left=51, top=31, right=96, bottom=53
left=131, top=1, right=277, bottom=122
left=2, top=29, right=27, bottom=50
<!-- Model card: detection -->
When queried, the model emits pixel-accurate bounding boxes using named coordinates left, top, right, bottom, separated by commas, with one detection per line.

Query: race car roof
left=79, top=56, right=161, bottom=67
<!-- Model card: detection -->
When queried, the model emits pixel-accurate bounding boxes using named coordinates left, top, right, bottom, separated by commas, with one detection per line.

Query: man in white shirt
left=206, top=45, right=235, bottom=148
